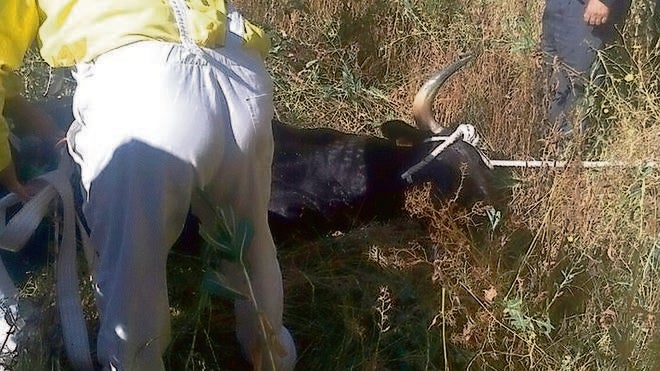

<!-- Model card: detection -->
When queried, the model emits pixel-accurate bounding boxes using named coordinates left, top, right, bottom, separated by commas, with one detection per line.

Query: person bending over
left=0, top=1, right=296, bottom=369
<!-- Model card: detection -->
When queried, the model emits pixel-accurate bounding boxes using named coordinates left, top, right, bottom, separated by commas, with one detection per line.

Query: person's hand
left=584, top=0, right=611, bottom=26
left=5, top=95, right=65, bottom=144
left=0, top=161, right=50, bottom=201
left=0, top=162, right=29, bottom=200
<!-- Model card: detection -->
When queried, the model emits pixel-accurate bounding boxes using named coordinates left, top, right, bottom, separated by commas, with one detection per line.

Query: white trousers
left=68, top=39, right=295, bottom=370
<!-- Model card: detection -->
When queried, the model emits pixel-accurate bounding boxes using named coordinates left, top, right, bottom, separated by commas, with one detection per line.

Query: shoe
left=239, top=324, right=297, bottom=371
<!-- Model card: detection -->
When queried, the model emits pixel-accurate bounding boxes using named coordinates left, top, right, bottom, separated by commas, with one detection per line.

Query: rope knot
left=401, top=123, right=490, bottom=183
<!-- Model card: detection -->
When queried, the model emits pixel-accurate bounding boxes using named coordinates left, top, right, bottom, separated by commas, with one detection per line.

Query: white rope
left=400, top=124, right=657, bottom=183
left=401, top=124, right=479, bottom=183
left=0, top=150, right=94, bottom=370
left=487, top=159, right=658, bottom=169
left=42, top=154, right=94, bottom=370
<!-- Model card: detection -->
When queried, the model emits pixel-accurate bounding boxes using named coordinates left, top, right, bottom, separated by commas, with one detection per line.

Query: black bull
left=7, top=94, right=495, bottom=242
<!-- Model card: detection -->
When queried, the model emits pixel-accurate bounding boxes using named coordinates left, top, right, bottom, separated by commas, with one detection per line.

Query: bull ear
left=380, top=120, right=429, bottom=146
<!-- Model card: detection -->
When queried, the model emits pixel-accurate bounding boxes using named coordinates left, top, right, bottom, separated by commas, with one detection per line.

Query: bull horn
left=412, top=55, right=474, bottom=133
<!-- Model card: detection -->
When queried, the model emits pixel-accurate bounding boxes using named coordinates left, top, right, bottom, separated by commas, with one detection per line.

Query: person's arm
left=1, top=94, right=61, bottom=200
left=584, top=0, right=614, bottom=26
left=0, top=0, right=41, bottom=198
left=4, top=95, right=63, bottom=141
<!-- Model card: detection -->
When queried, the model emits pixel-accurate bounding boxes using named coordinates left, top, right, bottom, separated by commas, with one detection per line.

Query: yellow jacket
left=0, top=0, right=270, bottom=172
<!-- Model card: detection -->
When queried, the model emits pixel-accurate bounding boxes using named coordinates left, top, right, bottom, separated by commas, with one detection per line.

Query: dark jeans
left=541, top=0, right=628, bottom=134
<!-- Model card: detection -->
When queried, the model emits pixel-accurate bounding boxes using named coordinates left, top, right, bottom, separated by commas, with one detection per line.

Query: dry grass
left=235, top=0, right=658, bottom=369
left=10, top=0, right=659, bottom=370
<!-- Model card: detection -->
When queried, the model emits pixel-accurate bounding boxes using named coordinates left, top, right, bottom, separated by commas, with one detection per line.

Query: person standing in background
left=0, top=1, right=296, bottom=369
left=541, top=0, right=631, bottom=136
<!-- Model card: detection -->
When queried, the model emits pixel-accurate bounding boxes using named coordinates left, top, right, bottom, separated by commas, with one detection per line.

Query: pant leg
left=189, top=44, right=296, bottom=371
left=542, top=0, right=608, bottom=133
left=84, top=141, right=194, bottom=370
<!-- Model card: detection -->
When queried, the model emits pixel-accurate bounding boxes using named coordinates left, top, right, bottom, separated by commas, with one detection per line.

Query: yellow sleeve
left=0, top=0, right=40, bottom=171
left=243, top=19, right=271, bottom=59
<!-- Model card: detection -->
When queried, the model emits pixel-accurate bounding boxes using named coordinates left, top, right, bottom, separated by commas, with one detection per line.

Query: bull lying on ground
left=7, top=56, right=495, bottom=242
left=269, top=119, right=494, bottom=238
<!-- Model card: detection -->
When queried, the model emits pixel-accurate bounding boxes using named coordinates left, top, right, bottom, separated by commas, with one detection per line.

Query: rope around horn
left=400, top=124, right=658, bottom=183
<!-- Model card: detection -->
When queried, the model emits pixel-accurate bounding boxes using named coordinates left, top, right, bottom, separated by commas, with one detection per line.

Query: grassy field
left=12, top=0, right=660, bottom=370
